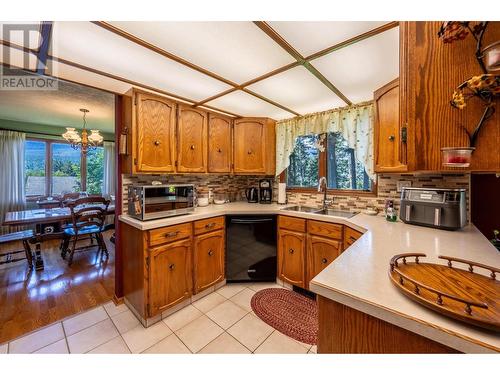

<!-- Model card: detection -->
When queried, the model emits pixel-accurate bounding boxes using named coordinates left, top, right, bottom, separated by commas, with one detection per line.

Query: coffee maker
left=259, top=179, right=272, bottom=204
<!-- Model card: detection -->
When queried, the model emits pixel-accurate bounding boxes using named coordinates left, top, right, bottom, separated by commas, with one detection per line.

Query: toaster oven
left=127, top=184, right=195, bottom=221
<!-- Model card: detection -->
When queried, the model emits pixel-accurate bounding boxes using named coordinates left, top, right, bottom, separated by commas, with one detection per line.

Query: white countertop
left=119, top=202, right=500, bottom=353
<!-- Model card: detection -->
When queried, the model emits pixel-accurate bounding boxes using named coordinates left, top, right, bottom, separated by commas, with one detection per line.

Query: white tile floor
left=0, top=283, right=317, bottom=354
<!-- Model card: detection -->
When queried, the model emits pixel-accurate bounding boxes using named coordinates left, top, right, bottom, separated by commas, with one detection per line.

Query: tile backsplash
left=286, top=173, right=471, bottom=219
left=122, top=172, right=470, bottom=219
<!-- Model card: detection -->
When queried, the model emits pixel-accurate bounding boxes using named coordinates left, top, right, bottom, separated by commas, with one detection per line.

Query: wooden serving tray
left=389, top=253, right=500, bottom=332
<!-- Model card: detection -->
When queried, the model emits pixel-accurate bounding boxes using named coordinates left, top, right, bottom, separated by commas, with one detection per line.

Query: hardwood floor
left=0, top=232, right=115, bottom=344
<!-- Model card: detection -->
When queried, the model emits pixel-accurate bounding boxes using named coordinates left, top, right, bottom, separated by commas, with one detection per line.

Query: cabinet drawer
left=194, top=216, right=225, bottom=235
left=307, top=220, right=343, bottom=240
left=278, top=215, right=306, bottom=232
left=148, top=223, right=192, bottom=247
left=344, top=226, right=363, bottom=248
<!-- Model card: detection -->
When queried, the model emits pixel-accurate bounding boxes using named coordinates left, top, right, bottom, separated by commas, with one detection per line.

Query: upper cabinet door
left=135, top=92, right=176, bottom=173
left=208, top=115, right=232, bottom=173
left=177, top=106, right=208, bottom=173
left=374, top=79, right=407, bottom=172
left=233, top=119, right=266, bottom=174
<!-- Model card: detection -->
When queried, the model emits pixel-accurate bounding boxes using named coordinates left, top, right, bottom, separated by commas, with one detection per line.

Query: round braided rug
left=250, top=288, right=318, bottom=345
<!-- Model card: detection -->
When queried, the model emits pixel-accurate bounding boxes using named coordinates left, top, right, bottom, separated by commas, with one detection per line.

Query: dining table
left=3, top=204, right=115, bottom=270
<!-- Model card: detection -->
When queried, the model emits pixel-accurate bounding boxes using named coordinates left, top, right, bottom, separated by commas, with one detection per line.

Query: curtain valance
left=275, top=102, right=374, bottom=179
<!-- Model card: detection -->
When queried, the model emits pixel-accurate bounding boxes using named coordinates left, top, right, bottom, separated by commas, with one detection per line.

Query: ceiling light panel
left=108, top=21, right=296, bottom=84
left=247, top=65, right=344, bottom=114
left=51, top=22, right=231, bottom=102
left=205, top=90, right=292, bottom=120
left=311, top=28, right=399, bottom=104
left=268, top=21, right=388, bottom=57
left=53, top=60, right=131, bottom=95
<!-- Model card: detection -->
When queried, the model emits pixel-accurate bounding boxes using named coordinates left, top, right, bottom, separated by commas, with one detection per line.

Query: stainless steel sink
left=281, top=205, right=358, bottom=218
left=315, top=209, right=359, bottom=218
left=281, top=205, right=322, bottom=213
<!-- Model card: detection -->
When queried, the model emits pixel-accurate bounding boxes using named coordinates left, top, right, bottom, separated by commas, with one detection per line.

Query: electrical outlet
left=397, top=180, right=412, bottom=193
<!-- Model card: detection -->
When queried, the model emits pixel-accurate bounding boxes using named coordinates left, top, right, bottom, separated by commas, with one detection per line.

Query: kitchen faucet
left=317, top=176, right=332, bottom=210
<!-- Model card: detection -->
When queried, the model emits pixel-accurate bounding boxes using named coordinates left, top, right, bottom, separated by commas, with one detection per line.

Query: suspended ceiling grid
left=0, top=21, right=399, bottom=120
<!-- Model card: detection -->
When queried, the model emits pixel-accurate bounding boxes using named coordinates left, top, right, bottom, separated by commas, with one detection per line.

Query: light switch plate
left=397, top=180, right=412, bottom=193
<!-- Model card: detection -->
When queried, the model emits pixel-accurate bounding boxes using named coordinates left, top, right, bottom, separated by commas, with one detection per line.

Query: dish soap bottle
left=385, top=200, right=397, bottom=222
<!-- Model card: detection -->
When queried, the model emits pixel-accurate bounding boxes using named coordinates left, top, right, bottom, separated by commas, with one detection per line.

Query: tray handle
left=391, top=267, right=488, bottom=315
left=438, top=255, right=499, bottom=280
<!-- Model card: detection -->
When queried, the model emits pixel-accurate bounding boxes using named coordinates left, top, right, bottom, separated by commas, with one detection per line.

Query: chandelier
left=62, top=108, right=103, bottom=154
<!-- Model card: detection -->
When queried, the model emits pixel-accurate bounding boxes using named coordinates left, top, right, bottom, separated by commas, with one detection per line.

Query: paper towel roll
left=278, top=183, right=287, bottom=204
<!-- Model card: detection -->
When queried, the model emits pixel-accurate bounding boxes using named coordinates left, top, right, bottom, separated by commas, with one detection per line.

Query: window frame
left=25, top=137, right=103, bottom=200
left=280, top=132, right=377, bottom=197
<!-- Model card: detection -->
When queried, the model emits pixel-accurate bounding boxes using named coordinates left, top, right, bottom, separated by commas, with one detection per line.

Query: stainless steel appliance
left=400, top=187, right=467, bottom=230
left=259, top=179, right=272, bottom=204
left=245, top=187, right=258, bottom=203
left=127, top=184, right=195, bottom=221
left=226, top=215, right=277, bottom=282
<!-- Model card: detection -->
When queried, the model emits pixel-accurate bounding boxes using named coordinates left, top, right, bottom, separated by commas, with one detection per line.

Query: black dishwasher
left=226, top=215, right=277, bottom=282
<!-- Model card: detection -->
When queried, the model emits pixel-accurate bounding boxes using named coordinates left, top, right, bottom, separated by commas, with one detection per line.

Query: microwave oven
left=127, top=184, right=195, bottom=221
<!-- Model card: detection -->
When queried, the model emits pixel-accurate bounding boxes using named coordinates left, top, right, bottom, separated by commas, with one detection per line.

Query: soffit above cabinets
left=311, top=27, right=399, bottom=103
left=268, top=21, right=388, bottom=57
left=247, top=65, right=345, bottom=115
left=51, top=22, right=232, bottom=102
left=205, top=90, right=292, bottom=120
left=106, top=21, right=297, bottom=84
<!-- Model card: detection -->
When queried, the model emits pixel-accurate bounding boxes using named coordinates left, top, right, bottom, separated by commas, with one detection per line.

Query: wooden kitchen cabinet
left=233, top=118, right=276, bottom=175
left=343, top=226, right=362, bottom=249
left=177, top=105, right=208, bottom=173
left=208, top=114, right=232, bottom=173
left=148, top=238, right=192, bottom=317
left=124, top=90, right=177, bottom=174
left=193, top=229, right=225, bottom=294
left=278, top=229, right=306, bottom=288
left=374, top=78, right=407, bottom=172
left=307, top=235, right=342, bottom=288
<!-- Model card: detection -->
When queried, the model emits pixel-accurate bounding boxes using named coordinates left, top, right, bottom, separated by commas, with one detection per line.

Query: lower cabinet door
left=307, top=235, right=342, bottom=288
left=148, top=238, right=192, bottom=317
left=193, top=230, right=225, bottom=294
left=278, top=229, right=306, bottom=288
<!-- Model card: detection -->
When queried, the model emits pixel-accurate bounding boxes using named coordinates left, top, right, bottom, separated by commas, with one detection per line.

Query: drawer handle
left=154, top=140, right=161, bottom=146
left=388, top=135, right=395, bottom=141
left=190, top=144, right=195, bottom=150
left=289, top=248, right=294, bottom=254
left=205, top=223, right=216, bottom=229
left=349, top=236, right=357, bottom=241
left=208, top=249, right=214, bottom=256
left=321, top=258, right=328, bottom=264
left=169, top=264, right=175, bottom=271
left=165, top=231, right=179, bottom=238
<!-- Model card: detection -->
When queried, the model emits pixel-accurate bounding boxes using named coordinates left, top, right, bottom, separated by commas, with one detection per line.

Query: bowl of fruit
left=441, top=147, right=475, bottom=167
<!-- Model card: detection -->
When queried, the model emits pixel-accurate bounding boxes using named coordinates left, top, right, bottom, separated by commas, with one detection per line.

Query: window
left=25, top=140, right=47, bottom=196
left=285, top=133, right=373, bottom=192
left=24, top=138, right=105, bottom=197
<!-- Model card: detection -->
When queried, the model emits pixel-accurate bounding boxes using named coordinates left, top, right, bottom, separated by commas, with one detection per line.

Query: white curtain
left=0, top=130, right=26, bottom=234
left=275, top=102, right=374, bottom=180
left=103, top=141, right=116, bottom=197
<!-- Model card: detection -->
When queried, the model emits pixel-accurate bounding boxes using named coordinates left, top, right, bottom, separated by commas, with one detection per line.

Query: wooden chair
left=60, top=196, right=110, bottom=266
left=0, top=230, right=34, bottom=268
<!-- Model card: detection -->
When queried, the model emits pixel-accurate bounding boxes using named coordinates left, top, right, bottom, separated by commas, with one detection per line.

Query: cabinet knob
left=321, top=258, right=328, bottom=264
left=190, top=144, right=195, bottom=150
left=154, top=140, right=161, bottom=146
left=388, top=135, right=395, bottom=141
left=217, top=148, right=222, bottom=153
left=208, top=249, right=214, bottom=256
left=247, top=150, right=252, bottom=155
left=289, top=248, right=294, bottom=254
left=169, top=264, right=175, bottom=271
